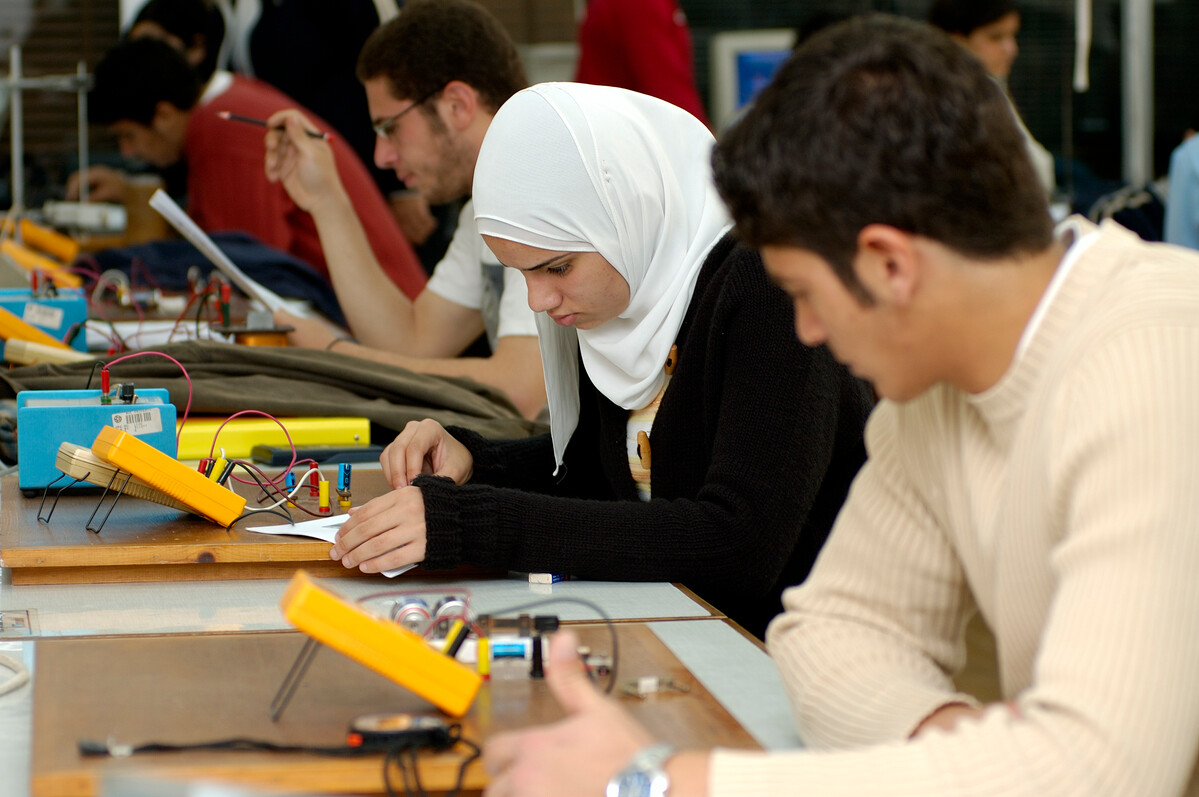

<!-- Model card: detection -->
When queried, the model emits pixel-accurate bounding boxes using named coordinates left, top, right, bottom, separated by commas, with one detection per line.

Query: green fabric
left=0, top=341, right=544, bottom=443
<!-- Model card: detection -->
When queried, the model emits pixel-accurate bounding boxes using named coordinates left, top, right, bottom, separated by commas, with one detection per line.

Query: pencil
left=216, top=111, right=330, bottom=140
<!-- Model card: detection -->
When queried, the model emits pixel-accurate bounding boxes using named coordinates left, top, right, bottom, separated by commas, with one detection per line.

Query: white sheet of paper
left=245, top=514, right=414, bottom=578
left=148, top=189, right=293, bottom=314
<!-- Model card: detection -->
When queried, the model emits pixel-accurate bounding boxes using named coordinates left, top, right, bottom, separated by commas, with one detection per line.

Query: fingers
left=330, top=488, right=427, bottom=572
left=382, top=419, right=445, bottom=488
left=544, top=630, right=604, bottom=717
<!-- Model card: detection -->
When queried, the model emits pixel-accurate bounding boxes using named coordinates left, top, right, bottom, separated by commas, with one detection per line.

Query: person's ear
left=438, top=80, right=479, bottom=130
left=151, top=100, right=184, bottom=131
left=853, top=224, right=920, bottom=307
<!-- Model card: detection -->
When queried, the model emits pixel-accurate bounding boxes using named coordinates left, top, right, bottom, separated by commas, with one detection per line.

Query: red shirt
left=574, top=0, right=709, bottom=126
left=185, top=74, right=425, bottom=299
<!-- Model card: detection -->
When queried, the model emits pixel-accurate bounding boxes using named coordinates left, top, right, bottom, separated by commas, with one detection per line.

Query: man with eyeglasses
left=265, top=0, right=545, bottom=420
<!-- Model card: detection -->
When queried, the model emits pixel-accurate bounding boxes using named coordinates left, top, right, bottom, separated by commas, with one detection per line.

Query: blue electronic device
left=0, top=288, right=88, bottom=352
left=16, top=388, right=178, bottom=491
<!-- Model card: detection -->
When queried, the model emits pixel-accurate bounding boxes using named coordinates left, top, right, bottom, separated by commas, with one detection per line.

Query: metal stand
left=4, top=44, right=93, bottom=216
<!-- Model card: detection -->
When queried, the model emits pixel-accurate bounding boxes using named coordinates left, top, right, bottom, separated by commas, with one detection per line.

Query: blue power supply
left=16, top=388, right=178, bottom=491
left=0, top=288, right=89, bottom=352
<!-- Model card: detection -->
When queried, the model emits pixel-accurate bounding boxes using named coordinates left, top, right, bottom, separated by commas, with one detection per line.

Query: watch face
left=616, top=770, right=668, bottom=797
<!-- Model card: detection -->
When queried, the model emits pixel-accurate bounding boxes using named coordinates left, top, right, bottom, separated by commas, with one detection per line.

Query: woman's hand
left=330, top=487, right=427, bottom=573
left=381, top=419, right=474, bottom=488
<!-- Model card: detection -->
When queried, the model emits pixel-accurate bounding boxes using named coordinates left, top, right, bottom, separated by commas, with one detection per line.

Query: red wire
left=102, top=351, right=194, bottom=448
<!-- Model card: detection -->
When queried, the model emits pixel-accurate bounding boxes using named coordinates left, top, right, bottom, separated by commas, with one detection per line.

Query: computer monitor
left=709, top=29, right=796, bottom=131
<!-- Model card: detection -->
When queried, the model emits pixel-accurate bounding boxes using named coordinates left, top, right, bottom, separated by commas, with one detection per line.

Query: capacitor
left=390, top=597, right=431, bottom=635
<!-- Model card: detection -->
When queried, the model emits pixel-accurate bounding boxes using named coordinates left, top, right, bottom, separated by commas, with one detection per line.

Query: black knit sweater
left=416, top=236, right=874, bottom=637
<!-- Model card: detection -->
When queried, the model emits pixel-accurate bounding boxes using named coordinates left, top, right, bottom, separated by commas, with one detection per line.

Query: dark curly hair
left=90, top=37, right=201, bottom=127
left=927, top=0, right=1019, bottom=37
left=356, top=0, right=526, bottom=114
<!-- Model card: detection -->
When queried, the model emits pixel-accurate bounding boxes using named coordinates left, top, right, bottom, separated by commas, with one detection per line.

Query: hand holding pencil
left=217, top=110, right=330, bottom=140
left=262, top=108, right=347, bottom=215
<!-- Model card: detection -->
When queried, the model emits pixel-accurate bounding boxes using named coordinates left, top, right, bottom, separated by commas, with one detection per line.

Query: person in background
left=264, top=0, right=545, bottom=420
left=1164, top=116, right=1199, bottom=250
left=574, top=0, right=708, bottom=126
left=229, top=0, right=450, bottom=266
left=480, top=15, right=1199, bottom=797
left=928, top=0, right=1055, bottom=198
left=82, top=37, right=426, bottom=301
left=328, top=81, right=874, bottom=641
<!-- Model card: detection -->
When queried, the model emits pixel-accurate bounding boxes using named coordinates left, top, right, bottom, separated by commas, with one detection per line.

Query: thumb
left=545, top=629, right=604, bottom=717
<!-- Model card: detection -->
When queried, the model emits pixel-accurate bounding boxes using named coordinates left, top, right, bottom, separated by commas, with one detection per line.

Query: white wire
left=248, top=468, right=327, bottom=513
left=0, top=653, right=30, bottom=698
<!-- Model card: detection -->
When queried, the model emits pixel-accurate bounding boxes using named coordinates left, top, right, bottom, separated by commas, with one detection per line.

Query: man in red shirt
left=81, top=37, right=426, bottom=300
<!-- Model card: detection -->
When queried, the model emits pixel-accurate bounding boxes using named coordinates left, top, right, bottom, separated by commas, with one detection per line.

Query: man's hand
left=380, top=419, right=474, bottom=488
left=264, top=109, right=346, bottom=213
left=66, top=165, right=128, bottom=202
left=483, top=630, right=659, bottom=797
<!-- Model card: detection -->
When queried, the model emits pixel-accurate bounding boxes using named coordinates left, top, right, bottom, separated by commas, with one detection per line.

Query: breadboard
left=91, top=425, right=246, bottom=527
left=55, top=442, right=193, bottom=513
left=280, top=571, right=481, bottom=717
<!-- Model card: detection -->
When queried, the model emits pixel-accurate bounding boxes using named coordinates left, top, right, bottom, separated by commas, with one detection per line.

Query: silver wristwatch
left=605, top=743, right=676, bottom=797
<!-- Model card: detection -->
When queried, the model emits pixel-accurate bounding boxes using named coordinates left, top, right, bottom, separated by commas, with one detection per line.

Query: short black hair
left=927, top=0, right=1019, bottom=36
left=356, top=0, right=526, bottom=114
left=90, top=38, right=201, bottom=127
left=712, top=14, right=1052, bottom=298
left=130, top=0, right=226, bottom=82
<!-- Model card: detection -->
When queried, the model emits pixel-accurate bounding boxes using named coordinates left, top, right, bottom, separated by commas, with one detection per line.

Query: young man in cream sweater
left=479, top=14, right=1199, bottom=797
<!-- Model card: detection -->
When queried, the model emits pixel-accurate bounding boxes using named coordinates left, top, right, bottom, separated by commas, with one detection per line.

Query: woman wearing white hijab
left=331, top=83, right=874, bottom=637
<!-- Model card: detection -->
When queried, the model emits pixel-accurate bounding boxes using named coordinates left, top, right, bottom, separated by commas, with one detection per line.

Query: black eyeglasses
left=371, top=86, right=443, bottom=139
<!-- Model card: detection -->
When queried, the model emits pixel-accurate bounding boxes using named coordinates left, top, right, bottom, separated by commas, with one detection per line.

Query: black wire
left=225, top=506, right=293, bottom=531
left=446, top=731, right=481, bottom=797
left=80, top=737, right=368, bottom=757
left=85, top=361, right=103, bottom=390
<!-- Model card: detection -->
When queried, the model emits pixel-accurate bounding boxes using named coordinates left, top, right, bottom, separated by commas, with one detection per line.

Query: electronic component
left=391, top=597, right=431, bottom=634
left=54, top=442, right=192, bottom=513
left=3, top=338, right=91, bottom=365
left=279, top=571, right=482, bottom=717
left=16, top=388, right=177, bottom=491
left=0, top=286, right=88, bottom=352
left=0, top=304, right=72, bottom=351
left=90, top=425, right=246, bottom=527
left=175, top=416, right=371, bottom=461
left=346, top=713, right=454, bottom=752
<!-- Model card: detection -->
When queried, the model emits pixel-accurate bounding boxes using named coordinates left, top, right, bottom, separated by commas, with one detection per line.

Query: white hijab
left=473, top=83, right=732, bottom=471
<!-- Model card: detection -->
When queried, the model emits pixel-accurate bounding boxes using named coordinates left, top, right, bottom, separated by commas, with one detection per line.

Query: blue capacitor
left=337, top=462, right=352, bottom=492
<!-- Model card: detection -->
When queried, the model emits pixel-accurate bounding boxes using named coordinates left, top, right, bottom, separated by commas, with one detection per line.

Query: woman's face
left=957, top=12, right=1021, bottom=80
left=483, top=236, right=630, bottom=330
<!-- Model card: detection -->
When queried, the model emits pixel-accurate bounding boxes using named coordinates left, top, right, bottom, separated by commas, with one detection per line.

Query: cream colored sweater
left=711, top=219, right=1199, bottom=796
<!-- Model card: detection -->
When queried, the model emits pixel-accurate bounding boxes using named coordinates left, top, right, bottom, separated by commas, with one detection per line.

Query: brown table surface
left=0, top=469, right=395, bottom=585
left=31, top=622, right=759, bottom=797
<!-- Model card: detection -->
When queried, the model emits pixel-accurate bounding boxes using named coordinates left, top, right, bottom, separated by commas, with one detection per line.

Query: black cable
left=446, top=731, right=482, bottom=797
left=78, top=737, right=367, bottom=757
left=225, top=505, right=293, bottom=531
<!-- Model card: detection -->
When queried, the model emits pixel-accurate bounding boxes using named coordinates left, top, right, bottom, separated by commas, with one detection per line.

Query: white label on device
left=110, top=407, right=164, bottom=436
left=22, top=303, right=63, bottom=329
